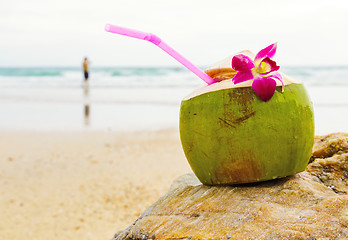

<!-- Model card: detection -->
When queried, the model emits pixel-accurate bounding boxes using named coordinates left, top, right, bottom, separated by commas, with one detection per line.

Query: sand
left=0, top=129, right=191, bottom=240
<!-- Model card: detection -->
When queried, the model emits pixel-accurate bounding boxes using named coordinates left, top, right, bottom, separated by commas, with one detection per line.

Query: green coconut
left=179, top=54, right=314, bottom=185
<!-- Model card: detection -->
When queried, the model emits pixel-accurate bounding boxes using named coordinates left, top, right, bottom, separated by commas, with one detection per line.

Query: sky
left=1, top=0, right=348, bottom=67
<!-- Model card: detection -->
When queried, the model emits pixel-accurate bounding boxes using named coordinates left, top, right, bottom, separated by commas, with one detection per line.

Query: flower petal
left=258, top=57, right=280, bottom=75
left=269, top=72, right=284, bottom=92
left=232, top=70, right=254, bottom=84
left=231, top=54, right=255, bottom=71
left=252, top=76, right=277, bottom=102
left=254, top=43, right=277, bottom=66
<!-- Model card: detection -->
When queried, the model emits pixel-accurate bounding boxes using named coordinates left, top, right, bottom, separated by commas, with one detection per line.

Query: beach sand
left=0, top=129, right=191, bottom=240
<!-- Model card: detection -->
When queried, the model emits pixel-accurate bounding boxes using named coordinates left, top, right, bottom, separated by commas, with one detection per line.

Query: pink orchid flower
left=231, top=43, right=284, bottom=102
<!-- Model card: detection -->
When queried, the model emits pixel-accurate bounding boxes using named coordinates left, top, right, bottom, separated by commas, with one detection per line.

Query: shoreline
left=0, top=85, right=347, bottom=134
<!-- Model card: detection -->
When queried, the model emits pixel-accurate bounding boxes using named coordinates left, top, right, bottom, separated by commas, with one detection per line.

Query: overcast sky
left=1, top=0, right=348, bottom=67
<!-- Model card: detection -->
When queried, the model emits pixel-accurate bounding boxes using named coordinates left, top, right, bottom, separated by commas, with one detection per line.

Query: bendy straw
left=105, top=24, right=216, bottom=85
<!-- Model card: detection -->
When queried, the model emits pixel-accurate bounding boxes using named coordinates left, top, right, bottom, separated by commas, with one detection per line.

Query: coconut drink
left=105, top=26, right=314, bottom=186
left=180, top=44, right=315, bottom=185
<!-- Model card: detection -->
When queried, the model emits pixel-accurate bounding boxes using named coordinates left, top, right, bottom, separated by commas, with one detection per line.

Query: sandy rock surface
left=114, top=133, right=348, bottom=240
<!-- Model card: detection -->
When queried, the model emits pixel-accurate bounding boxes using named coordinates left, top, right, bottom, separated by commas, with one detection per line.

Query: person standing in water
left=82, top=57, right=90, bottom=84
left=82, top=57, right=91, bottom=126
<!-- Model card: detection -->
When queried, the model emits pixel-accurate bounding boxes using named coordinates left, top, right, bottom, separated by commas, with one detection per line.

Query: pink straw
left=105, top=24, right=216, bottom=85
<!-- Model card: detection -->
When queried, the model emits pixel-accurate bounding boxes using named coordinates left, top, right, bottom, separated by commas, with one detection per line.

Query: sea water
left=0, top=66, right=347, bottom=133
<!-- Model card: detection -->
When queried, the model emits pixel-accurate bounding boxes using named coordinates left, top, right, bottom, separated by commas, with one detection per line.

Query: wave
left=0, top=68, right=63, bottom=77
left=0, top=67, right=189, bottom=77
left=0, top=66, right=348, bottom=87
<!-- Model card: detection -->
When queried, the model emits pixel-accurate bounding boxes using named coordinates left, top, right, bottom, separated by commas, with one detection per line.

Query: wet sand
left=0, top=129, right=190, bottom=240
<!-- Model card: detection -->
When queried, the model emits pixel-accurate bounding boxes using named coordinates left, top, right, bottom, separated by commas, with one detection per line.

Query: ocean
left=0, top=66, right=347, bottom=133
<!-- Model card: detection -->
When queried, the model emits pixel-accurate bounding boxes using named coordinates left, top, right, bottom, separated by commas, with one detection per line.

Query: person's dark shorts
left=84, top=71, right=89, bottom=79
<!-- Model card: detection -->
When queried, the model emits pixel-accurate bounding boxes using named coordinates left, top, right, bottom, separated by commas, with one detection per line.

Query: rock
left=113, top=133, right=348, bottom=240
